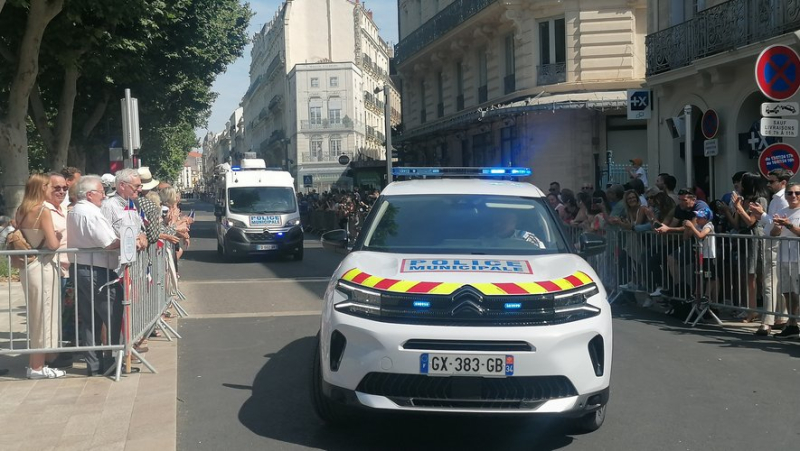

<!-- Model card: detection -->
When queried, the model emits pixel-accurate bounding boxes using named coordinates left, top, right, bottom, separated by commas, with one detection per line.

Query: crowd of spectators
left=549, top=161, right=800, bottom=338
left=297, top=187, right=380, bottom=234
left=3, top=166, right=193, bottom=379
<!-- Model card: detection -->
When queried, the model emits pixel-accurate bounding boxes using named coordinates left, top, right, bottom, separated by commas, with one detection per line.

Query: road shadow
left=233, top=336, right=578, bottom=451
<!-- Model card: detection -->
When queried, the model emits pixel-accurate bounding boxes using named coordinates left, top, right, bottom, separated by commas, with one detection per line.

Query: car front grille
left=356, top=373, right=578, bottom=410
left=245, top=232, right=273, bottom=241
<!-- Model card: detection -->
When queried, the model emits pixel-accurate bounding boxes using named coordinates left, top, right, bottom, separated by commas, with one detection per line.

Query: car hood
left=336, top=252, right=599, bottom=296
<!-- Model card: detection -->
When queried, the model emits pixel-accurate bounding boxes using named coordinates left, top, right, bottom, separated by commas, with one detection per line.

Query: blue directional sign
left=303, top=175, right=313, bottom=187
left=756, top=45, right=800, bottom=101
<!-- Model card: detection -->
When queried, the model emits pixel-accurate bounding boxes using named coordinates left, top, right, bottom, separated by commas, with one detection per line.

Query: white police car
left=313, top=167, right=611, bottom=432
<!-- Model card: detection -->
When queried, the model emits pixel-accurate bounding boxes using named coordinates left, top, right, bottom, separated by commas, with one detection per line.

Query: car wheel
left=573, top=404, right=607, bottom=433
left=311, top=333, right=353, bottom=426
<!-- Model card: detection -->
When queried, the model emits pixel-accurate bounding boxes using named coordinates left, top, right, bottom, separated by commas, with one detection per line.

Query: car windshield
left=359, top=194, right=568, bottom=255
left=228, top=187, right=297, bottom=214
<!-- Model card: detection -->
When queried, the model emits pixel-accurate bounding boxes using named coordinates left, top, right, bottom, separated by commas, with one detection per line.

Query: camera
left=653, top=221, right=663, bottom=229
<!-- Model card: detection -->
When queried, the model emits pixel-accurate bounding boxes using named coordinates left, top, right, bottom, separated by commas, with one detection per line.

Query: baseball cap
left=101, top=173, right=115, bottom=186
left=694, top=208, right=713, bottom=220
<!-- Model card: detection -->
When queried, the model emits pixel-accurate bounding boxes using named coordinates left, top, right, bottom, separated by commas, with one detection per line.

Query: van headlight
left=226, top=218, right=247, bottom=228
left=334, top=281, right=382, bottom=318
left=285, top=218, right=301, bottom=226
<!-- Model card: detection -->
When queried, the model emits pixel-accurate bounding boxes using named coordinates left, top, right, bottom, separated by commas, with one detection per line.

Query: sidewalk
left=0, top=336, right=177, bottom=451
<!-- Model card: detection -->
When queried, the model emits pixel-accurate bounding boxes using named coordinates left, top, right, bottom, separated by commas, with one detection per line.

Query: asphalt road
left=177, top=201, right=800, bottom=451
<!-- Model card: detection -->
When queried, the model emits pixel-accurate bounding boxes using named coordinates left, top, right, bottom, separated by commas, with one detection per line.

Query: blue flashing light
left=277, top=232, right=284, bottom=237
left=504, top=302, right=522, bottom=310
left=231, top=166, right=241, bottom=171
left=392, top=167, right=531, bottom=178
left=413, top=300, right=431, bottom=308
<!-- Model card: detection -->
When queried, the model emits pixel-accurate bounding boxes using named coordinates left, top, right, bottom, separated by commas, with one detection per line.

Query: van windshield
left=228, top=187, right=297, bottom=214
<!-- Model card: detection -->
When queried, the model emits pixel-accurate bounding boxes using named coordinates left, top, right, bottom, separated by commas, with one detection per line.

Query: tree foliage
left=0, top=0, right=252, bottom=199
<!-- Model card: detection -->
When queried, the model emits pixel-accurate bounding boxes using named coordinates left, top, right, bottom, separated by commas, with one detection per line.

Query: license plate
left=420, top=353, right=514, bottom=376
left=256, top=244, right=278, bottom=250
left=250, top=215, right=280, bottom=226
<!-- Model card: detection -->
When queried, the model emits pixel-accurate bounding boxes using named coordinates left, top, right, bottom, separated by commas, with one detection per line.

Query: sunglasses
left=52, top=186, right=69, bottom=192
left=786, top=191, right=800, bottom=196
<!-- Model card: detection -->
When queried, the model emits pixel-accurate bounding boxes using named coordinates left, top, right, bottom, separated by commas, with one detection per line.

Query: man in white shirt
left=101, top=169, right=147, bottom=271
left=752, top=169, right=793, bottom=335
left=768, top=182, right=800, bottom=339
left=67, top=175, right=121, bottom=376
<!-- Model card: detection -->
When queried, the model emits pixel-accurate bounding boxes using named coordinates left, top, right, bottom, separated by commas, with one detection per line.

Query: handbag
left=6, top=229, right=37, bottom=269
left=7, top=206, right=46, bottom=269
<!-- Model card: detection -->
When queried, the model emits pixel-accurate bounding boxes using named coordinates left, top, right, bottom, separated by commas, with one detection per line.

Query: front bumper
left=319, top=302, right=612, bottom=414
left=224, top=225, right=303, bottom=255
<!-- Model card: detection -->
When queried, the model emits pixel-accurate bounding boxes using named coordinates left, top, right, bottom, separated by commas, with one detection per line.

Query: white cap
left=101, top=173, right=115, bottom=186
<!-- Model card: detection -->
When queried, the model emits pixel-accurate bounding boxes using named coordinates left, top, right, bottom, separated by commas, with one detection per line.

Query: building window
left=311, top=137, right=323, bottom=161
left=330, top=76, right=339, bottom=87
left=310, top=106, right=322, bottom=125
left=504, top=34, right=516, bottom=94
left=311, top=77, right=319, bottom=88
left=456, top=61, right=464, bottom=111
left=538, top=17, right=566, bottom=85
left=420, top=80, right=427, bottom=124
left=478, top=49, right=488, bottom=103
left=330, top=136, right=341, bottom=157
left=329, top=97, right=342, bottom=125
left=437, top=71, right=444, bottom=118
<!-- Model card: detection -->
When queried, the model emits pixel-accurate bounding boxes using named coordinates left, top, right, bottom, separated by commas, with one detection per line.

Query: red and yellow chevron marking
left=340, top=268, right=594, bottom=296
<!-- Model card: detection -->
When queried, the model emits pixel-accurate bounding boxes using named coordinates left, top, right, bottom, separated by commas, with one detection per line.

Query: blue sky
left=197, top=0, right=399, bottom=145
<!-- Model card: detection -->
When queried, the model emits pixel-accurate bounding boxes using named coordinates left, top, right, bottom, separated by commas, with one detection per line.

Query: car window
left=360, top=194, right=567, bottom=254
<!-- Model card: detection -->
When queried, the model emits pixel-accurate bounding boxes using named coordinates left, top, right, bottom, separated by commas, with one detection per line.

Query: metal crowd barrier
left=0, top=242, right=186, bottom=381
left=589, top=228, right=800, bottom=329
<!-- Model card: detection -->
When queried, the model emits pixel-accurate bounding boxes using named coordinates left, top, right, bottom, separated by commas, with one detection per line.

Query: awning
left=395, top=91, right=629, bottom=143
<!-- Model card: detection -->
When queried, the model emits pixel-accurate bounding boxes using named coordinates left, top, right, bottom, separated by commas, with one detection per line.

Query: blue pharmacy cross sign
left=701, top=109, right=719, bottom=139
left=755, top=45, right=800, bottom=101
left=629, top=91, right=649, bottom=110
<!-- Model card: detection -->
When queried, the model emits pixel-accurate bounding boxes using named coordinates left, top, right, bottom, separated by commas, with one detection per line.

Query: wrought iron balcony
left=394, top=0, right=496, bottom=66
left=646, top=0, right=800, bottom=76
left=537, top=63, right=566, bottom=86
left=299, top=120, right=356, bottom=131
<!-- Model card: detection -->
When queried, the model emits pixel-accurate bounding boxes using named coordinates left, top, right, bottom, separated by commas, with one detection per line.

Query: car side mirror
left=578, top=233, right=606, bottom=258
left=321, top=229, right=349, bottom=254
left=214, top=205, right=224, bottom=218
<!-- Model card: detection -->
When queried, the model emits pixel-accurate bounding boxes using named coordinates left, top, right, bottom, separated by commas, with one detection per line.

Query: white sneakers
left=649, top=287, right=664, bottom=297
left=26, top=366, right=66, bottom=380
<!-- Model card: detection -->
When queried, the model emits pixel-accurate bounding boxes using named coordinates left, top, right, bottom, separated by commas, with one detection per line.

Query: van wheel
left=572, top=404, right=607, bottom=433
left=311, top=333, right=353, bottom=426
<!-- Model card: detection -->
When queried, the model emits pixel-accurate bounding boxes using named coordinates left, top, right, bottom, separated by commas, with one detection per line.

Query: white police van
left=313, top=167, right=611, bottom=432
left=213, top=159, right=303, bottom=260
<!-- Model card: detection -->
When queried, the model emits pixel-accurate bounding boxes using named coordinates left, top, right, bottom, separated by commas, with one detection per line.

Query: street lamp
left=374, top=84, right=393, bottom=184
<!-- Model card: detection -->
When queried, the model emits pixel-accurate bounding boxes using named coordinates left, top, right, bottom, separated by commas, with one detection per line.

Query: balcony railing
left=537, top=63, right=566, bottom=86
left=394, top=0, right=496, bottom=66
left=299, top=120, right=357, bottom=131
left=646, top=0, right=800, bottom=76
left=301, top=150, right=356, bottom=163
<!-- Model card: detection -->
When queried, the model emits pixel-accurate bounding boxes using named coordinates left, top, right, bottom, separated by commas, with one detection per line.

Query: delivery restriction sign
left=758, top=143, right=800, bottom=177
left=755, top=45, right=800, bottom=101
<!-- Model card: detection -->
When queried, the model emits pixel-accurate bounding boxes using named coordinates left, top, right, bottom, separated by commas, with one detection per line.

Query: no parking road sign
left=701, top=109, right=719, bottom=139
left=758, top=143, right=800, bottom=177
left=755, top=45, right=800, bottom=101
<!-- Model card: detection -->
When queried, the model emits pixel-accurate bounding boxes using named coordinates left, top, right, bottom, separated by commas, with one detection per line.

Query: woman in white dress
left=16, top=173, right=64, bottom=379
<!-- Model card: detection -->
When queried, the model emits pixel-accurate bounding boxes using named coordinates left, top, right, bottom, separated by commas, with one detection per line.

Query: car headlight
left=285, top=218, right=301, bottom=226
left=334, top=281, right=382, bottom=318
left=552, top=285, right=601, bottom=317
left=226, top=218, right=247, bottom=228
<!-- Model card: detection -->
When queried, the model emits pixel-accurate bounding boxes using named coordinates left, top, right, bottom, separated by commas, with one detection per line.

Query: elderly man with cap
left=628, top=158, right=648, bottom=188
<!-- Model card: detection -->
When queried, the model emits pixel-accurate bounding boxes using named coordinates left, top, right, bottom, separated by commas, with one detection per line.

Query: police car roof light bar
left=392, top=167, right=532, bottom=178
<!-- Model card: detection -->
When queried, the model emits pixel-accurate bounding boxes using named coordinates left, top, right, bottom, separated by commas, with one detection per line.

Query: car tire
left=311, top=333, right=353, bottom=426
left=572, top=404, right=607, bottom=433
